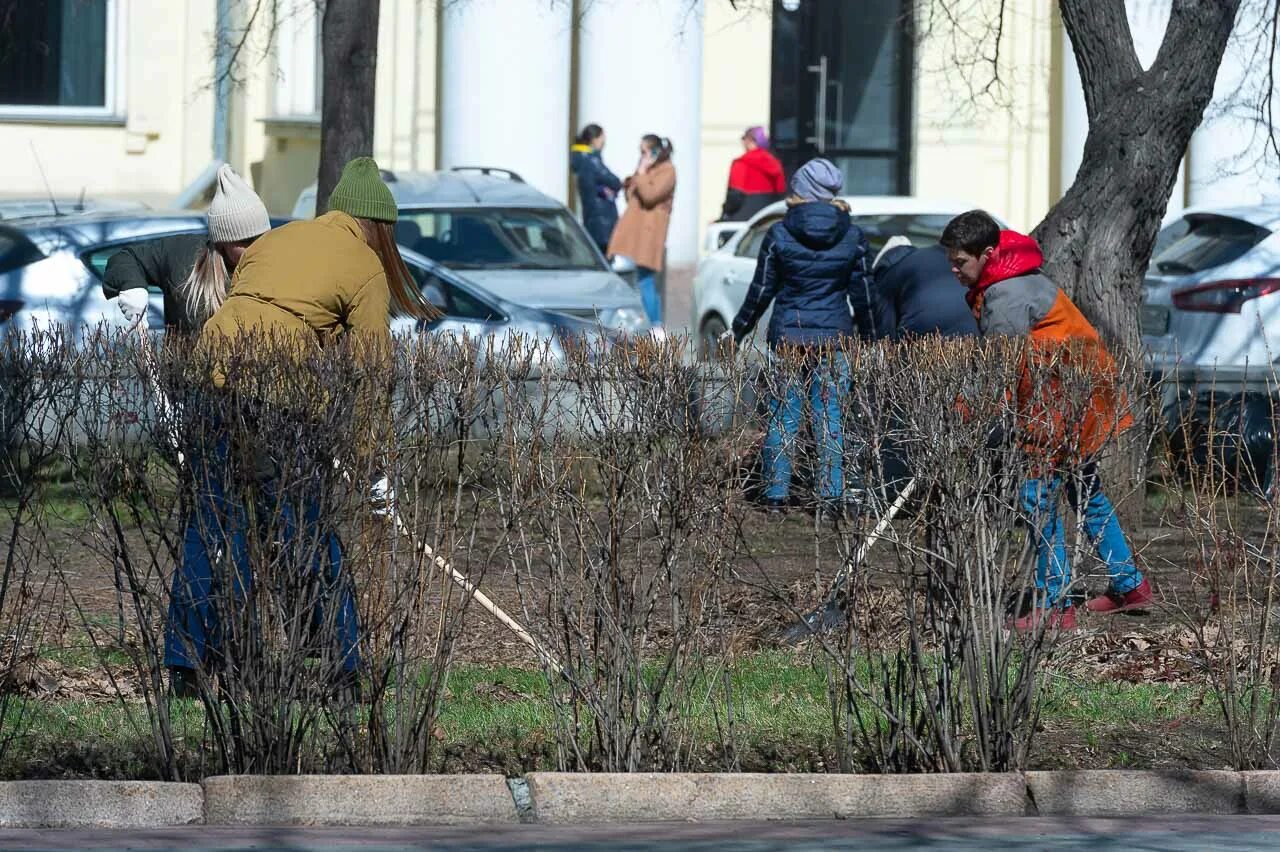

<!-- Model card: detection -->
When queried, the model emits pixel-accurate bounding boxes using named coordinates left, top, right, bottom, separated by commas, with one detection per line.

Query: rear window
left=0, top=228, right=44, bottom=276
left=1150, top=214, right=1270, bottom=275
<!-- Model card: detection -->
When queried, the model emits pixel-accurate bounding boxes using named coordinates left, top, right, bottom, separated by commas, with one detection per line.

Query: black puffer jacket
left=870, top=244, right=978, bottom=340
left=731, top=201, right=872, bottom=347
left=570, top=145, right=623, bottom=252
left=102, top=233, right=207, bottom=333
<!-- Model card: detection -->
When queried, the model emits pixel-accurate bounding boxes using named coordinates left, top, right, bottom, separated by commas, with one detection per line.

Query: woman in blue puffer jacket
left=569, top=124, right=623, bottom=254
left=728, top=158, right=874, bottom=518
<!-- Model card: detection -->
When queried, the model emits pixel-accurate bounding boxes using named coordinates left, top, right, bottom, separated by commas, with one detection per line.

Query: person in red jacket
left=941, top=210, right=1153, bottom=631
left=718, top=126, right=786, bottom=222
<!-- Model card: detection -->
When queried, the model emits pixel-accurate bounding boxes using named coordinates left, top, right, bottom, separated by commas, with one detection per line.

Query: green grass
left=0, top=650, right=1221, bottom=779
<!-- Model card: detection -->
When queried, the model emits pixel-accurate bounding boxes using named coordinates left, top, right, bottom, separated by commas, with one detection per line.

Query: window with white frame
left=273, top=2, right=321, bottom=119
left=0, top=0, right=122, bottom=117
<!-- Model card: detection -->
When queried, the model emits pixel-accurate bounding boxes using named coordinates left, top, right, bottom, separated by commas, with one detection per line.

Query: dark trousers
left=164, top=430, right=359, bottom=674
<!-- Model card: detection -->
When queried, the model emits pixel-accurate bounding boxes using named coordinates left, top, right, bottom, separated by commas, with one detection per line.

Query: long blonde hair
left=177, top=244, right=229, bottom=328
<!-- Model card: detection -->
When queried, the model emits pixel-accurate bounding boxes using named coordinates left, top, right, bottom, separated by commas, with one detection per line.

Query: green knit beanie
left=328, top=156, right=398, bottom=222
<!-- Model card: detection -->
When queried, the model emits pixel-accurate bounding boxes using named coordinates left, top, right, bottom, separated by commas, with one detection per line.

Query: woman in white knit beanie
left=104, top=164, right=272, bottom=332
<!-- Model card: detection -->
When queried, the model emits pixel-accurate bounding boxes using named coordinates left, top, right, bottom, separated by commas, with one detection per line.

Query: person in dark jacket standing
left=718, top=126, right=786, bottom=222
left=727, top=158, right=871, bottom=517
left=103, top=165, right=271, bottom=333
left=868, top=237, right=979, bottom=340
left=569, top=124, right=623, bottom=254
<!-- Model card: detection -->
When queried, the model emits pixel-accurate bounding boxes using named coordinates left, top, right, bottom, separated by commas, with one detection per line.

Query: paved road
left=7, top=816, right=1280, bottom=851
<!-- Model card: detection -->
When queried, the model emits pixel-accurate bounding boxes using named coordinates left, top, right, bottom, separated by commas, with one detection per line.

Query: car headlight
left=599, top=307, right=649, bottom=334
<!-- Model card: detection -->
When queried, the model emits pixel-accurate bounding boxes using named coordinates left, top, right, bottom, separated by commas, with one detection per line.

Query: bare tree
left=1036, top=0, right=1243, bottom=353
left=315, top=0, right=381, bottom=213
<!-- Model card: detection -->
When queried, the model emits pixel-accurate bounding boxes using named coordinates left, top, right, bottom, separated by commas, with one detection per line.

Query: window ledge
left=261, top=115, right=321, bottom=139
left=0, top=111, right=126, bottom=126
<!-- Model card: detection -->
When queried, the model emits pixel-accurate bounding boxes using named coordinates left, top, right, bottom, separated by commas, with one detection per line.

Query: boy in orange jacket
left=941, top=210, right=1153, bottom=630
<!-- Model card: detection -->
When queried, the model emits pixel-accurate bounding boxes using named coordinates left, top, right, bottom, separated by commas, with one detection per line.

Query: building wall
left=912, top=0, right=1053, bottom=232
left=0, top=0, right=217, bottom=206
left=697, top=0, right=773, bottom=234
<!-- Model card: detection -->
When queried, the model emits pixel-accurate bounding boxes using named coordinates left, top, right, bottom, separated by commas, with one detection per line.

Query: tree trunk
left=316, top=0, right=381, bottom=214
left=1033, top=0, right=1241, bottom=516
left=1034, top=0, right=1240, bottom=357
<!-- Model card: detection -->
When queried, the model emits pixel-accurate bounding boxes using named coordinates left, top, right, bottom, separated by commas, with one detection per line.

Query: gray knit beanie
left=790, top=158, right=844, bottom=202
left=207, top=165, right=271, bottom=244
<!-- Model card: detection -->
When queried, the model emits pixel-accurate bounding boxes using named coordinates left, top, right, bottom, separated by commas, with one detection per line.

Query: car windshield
left=394, top=207, right=603, bottom=271
left=1150, top=214, right=1271, bottom=275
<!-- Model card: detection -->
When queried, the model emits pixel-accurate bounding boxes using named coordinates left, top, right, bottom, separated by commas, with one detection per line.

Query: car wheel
left=700, top=315, right=727, bottom=361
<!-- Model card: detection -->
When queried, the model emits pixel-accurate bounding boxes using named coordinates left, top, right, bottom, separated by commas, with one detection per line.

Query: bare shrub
left=1158, top=370, right=1280, bottom=769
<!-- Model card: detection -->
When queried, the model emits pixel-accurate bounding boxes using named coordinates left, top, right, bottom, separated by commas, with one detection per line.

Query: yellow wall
left=697, top=0, right=773, bottom=234
left=911, top=0, right=1053, bottom=231
left=0, top=0, right=217, bottom=206
left=0, top=0, right=1058, bottom=231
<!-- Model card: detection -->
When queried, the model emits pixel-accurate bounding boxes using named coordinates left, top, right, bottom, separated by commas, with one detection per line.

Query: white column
left=1188, top=4, right=1280, bottom=208
left=1058, top=2, right=1185, bottom=216
left=439, top=0, right=572, bottom=202
left=575, top=0, right=705, bottom=269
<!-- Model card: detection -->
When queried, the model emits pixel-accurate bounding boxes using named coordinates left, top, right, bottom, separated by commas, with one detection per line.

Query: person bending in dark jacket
left=102, top=165, right=270, bottom=334
left=726, top=158, right=872, bottom=519
left=569, top=124, right=623, bottom=254
left=869, top=237, right=979, bottom=340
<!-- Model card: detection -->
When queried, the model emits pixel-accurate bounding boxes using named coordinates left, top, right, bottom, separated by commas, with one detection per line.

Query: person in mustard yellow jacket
left=166, top=157, right=438, bottom=698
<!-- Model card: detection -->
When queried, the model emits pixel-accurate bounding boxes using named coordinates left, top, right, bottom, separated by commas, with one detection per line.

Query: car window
left=1151, top=214, right=1270, bottom=275
left=850, top=213, right=955, bottom=251
left=735, top=216, right=782, bottom=259
left=0, top=228, right=44, bottom=275
left=80, top=232, right=207, bottom=288
left=1151, top=217, right=1191, bottom=260
left=405, top=259, right=504, bottom=322
left=397, top=207, right=602, bottom=272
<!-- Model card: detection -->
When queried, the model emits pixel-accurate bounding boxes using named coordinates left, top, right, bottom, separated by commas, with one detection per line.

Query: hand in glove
left=716, top=329, right=737, bottom=358
left=116, top=288, right=150, bottom=330
left=369, top=475, right=396, bottom=519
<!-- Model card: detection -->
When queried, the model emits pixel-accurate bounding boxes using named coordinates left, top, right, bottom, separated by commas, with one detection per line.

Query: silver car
left=0, top=210, right=208, bottom=338
left=293, top=167, right=650, bottom=336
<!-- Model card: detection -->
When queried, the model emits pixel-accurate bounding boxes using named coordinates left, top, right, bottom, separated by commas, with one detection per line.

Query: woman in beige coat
left=606, top=134, right=676, bottom=330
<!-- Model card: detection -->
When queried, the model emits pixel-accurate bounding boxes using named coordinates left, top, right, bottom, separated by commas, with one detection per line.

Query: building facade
left=0, top=1, right=1274, bottom=285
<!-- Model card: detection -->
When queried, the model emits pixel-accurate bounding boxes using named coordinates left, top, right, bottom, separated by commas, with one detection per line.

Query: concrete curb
left=1026, top=770, right=1244, bottom=816
left=0, top=781, right=203, bottom=828
left=7, top=770, right=1280, bottom=826
left=523, top=772, right=1028, bottom=823
left=202, top=774, right=519, bottom=826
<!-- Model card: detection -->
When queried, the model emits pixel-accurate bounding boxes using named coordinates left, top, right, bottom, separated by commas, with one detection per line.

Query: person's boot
left=169, top=666, right=199, bottom=700
left=780, top=596, right=848, bottom=645
left=758, top=497, right=787, bottom=517
left=1008, top=604, right=1077, bottom=633
left=1085, top=577, right=1155, bottom=614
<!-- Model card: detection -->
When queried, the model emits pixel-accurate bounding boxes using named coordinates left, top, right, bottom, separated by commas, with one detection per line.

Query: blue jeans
left=164, top=433, right=359, bottom=674
left=763, top=352, right=850, bottom=502
left=1019, top=463, right=1143, bottom=608
left=637, top=266, right=662, bottom=326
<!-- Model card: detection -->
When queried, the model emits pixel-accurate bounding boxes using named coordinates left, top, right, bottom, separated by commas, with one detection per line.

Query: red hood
left=966, top=230, right=1044, bottom=307
left=729, top=148, right=786, bottom=193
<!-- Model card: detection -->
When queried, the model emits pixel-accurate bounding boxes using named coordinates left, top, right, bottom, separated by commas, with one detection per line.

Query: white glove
left=369, top=475, right=396, bottom=519
left=117, top=289, right=149, bottom=329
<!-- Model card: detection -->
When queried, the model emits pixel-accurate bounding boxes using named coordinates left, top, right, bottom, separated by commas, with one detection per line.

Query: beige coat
left=606, top=160, right=676, bottom=271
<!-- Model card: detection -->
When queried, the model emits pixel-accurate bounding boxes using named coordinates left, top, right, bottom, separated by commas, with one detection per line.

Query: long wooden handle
left=386, top=507, right=563, bottom=674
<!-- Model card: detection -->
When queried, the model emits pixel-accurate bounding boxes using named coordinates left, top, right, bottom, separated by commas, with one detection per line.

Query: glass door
left=770, top=0, right=913, bottom=195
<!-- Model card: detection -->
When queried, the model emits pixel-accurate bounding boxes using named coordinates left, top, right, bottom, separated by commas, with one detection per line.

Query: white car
left=692, top=197, right=982, bottom=357
left=1142, top=204, right=1280, bottom=392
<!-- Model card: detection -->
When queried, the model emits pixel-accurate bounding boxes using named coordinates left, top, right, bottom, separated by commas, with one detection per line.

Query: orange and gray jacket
left=969, top=230, right=1131, bottom=459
